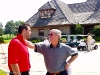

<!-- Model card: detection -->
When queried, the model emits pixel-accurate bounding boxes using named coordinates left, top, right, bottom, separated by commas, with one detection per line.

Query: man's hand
left=65, top=62, right=70, bottom=70
left=65, top=53, right=78, bottom=70
left=25, top=40, right=35, bottom=49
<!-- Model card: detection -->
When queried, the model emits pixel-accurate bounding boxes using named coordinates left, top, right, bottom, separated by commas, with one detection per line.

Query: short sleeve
left=34, top=42, right=45, bottom=54
left=66, top=45, right=78, bottom=57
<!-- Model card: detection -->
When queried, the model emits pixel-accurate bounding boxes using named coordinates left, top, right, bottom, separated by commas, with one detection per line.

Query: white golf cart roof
left=62, top=34, right=94, bottom=37
left=62, top=34, right=94, bottom=42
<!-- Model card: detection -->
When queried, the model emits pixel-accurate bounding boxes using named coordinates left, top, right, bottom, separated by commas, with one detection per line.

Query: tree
left=14, top=20, right=24, bottom=35
left=91, top=25, right=100, bottom=41
left=93, top=25, right=100, bottom=36
left=0, top=22, right=4, bottom=36
left=74, top=23, right=83, bottom=34
left=4, top=20, right=15, bottom=38
left=4, top=20, right=24, bottom=39
left=15, top=20, right=24, bottom=27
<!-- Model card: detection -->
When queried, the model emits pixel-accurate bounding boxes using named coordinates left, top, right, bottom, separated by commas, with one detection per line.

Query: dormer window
left=39, top=9, right=55, bottom=18
left=48, top=10, right=51, bottom=18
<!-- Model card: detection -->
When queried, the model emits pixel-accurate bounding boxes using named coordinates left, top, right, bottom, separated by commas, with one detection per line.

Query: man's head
left=44, top=37, right=47, bottom=40
left=88, top=33, right=90, bottom=35
left=18, top=23, right=31, bottom=39
left=48, top=29, right=62, bottom=43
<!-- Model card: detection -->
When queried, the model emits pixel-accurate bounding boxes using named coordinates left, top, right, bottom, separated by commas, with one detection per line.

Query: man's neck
left=21, top=34, right=26, bottom=40
left=51, top=41, right=59, bottom=48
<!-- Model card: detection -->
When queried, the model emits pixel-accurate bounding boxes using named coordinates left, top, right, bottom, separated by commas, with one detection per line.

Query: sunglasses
left=48, top=33, right=53, bottom=36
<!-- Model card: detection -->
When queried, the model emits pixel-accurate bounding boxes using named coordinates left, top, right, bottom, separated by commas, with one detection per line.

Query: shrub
left=0, top=37, right=4, bottom=43
left=30, top=37, right=42, bottom=43
left=93, top=25, right=100, bottom=36
left=94, top=36, right=100, bottom=42
left=60, top=38, right=67, bottom=43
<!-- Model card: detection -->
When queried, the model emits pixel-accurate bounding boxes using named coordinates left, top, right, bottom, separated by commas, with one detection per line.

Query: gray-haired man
left=26, top=29, right=78, bottom=75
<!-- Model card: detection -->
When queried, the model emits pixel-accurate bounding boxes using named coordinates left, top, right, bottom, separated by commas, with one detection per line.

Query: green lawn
left=1, top=34, right=15, bottom=43
left=4, top=39, right=11, bottom=43
left=2, top=34, right=15, bottom=40
left=0, top=69, right=7, bottom=75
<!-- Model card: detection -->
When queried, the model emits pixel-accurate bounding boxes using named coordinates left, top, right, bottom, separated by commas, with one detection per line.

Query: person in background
left=44, top=37, right=50, bottom=45
left=26, top=29, right=78, bottom=75
left=8, top=23, right=32, bottom=75
left=86, top=33, right=92, bottom=52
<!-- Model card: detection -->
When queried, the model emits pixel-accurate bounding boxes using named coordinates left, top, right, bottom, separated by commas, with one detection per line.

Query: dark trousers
left=46, top=70, right=68, bottom=75
left=9, top=71, right=30, bottom=75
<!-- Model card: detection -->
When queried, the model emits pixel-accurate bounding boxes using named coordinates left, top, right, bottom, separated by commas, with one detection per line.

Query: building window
left=38, top=29, right=44, bottom=36
left=39, top=9, right=55, bottom=18
left=48, top=10, right=51, bottom=18
left=44, top=10, right=48, bottom=18
left=39, top=11, right=45, bottom=18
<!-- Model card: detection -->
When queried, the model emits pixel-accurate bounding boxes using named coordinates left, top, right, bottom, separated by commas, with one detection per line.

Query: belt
left=49, top=71, right=63, bottom=75
left=10, top=70, right=29, bottom=75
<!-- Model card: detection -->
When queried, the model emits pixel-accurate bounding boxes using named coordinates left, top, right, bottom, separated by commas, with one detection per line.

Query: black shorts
left=9, top=70, right=30, bottom=75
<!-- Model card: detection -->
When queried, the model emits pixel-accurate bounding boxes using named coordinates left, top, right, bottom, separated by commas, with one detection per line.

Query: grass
left=0, top=34, right=15, bottom=43
left=0, top=69, right=7, bottom=75
left=4, top=39, right=11, bottom=43
left=2, top=34, right=14, bottom=40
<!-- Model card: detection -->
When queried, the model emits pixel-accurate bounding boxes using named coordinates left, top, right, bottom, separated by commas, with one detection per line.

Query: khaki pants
left=87, top=42, right=92, bottom=51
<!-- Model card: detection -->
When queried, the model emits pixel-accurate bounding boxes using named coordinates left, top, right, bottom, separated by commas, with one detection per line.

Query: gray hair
left=51, top=29, right=62, bottom=38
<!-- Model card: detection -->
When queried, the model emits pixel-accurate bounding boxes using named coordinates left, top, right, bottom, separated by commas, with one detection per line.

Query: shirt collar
left=17, top=34, right=27, bottom=45
left=50, top=42, right=60, bottom=48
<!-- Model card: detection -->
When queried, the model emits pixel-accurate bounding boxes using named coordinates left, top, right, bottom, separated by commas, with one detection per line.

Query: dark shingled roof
left=67, top=1, right=97, bottom=13
left=26, top=0, right=100, bottom=27
left=83, top=8, right=100, bottom=24
left=39, top=1, right=56, bottom=10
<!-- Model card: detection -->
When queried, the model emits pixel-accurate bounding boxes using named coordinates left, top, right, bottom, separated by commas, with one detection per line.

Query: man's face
left=24, top=26, right=32, bottom=39
left=48, top=31, right=59, bottom=43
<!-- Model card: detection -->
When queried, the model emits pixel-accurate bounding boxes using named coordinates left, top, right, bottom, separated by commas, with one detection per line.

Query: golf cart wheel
left=77, top=46, right=80, bottom=50
left=82, top=46, right=86, bottom=51
left=94, top=45, right=98, bottom=50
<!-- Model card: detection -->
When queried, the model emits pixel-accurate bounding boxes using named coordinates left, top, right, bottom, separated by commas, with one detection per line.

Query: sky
left=0, top=0, right=87, bottom=27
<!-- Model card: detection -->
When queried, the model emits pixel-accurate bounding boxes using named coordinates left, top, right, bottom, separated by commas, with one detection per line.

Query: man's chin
left=26, top=37, right=30, bottom=40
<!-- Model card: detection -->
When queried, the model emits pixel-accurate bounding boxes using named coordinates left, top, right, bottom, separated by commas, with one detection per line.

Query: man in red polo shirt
left=8, top=23, right=31, bottom=75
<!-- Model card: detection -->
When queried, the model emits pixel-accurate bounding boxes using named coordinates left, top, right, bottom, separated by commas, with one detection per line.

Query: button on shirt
left=8, top=34, right=31, bottom=72
left=35, top=42, right=77, bottom=73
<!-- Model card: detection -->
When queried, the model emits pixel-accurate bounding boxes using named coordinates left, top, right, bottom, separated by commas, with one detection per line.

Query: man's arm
left=65, top=53, right=78, bottom=70
left=25, top=40, right=36, bottom=49
left=10, top=64, right=21, bottom=75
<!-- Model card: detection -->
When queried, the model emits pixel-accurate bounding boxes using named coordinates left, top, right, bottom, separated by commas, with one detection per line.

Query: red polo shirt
left=8, top=34, right=31, bottom=72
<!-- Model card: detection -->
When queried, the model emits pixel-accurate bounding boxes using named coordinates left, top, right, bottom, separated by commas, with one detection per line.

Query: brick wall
left=31, top=25, right=70, bottom=39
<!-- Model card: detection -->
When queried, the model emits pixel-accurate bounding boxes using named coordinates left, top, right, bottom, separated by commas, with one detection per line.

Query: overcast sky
left=0, top=0, right=87, bottom=26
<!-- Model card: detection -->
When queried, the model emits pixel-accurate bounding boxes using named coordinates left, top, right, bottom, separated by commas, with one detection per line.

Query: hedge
left=0, top=37, right=4, bottom=43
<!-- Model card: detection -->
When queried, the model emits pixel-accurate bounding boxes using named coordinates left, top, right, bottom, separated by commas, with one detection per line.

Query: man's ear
left=23, top=29, right=26, bottom=33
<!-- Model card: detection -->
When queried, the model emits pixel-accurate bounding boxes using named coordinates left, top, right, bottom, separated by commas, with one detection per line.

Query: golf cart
left=77, top=39, right=87, bottom=51
left=77, top=39, right=98, bottom=51
left=62, top=35, right=80, bottom=47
